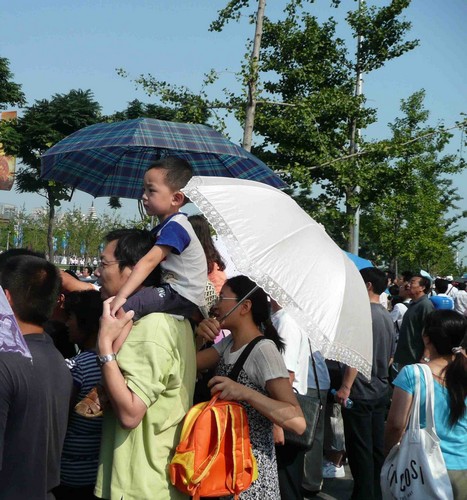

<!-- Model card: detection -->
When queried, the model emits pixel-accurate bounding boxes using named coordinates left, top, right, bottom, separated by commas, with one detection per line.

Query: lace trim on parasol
left=185, top=181, right=372, bottom=380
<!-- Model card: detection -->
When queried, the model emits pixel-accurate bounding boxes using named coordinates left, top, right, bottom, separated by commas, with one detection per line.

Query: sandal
left=75, top=385, right=108, bottom=418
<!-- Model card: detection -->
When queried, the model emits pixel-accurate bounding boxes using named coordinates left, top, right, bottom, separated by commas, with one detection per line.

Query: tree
left=2, top=90, right=102, bottom=259
left=360, top=90, right=466, bottom=274
left=0, top=56, right=25, bottom=109
left=254, top=0, right=419, bottom=251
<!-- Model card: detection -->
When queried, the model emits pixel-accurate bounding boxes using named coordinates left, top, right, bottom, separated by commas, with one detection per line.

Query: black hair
left=104, top=229, right=161, bottom=286
left=423, top=310, right=467, bottom=426
left=146, top=156, right=193, bottom=191
left=64, top=290, right=103, bottom=345
left=434, top=278, right=449, bottom=294
left=0, top=248, right=45, bottom=278
left=226, top=275, right=285, bottom=352
left=83, top=266, right=94, bottom=275
left=400, top=271, right=413, bottom=282
left=1, top=255, right=60, bottom=325
left=385, top=270, right=396, bottom=282
left=411, top=274, right=432, bottom=294
left=458, top=282, right=467, bottom=292
left=360, top=267, right=388, bottom=295
left=188, top=215, right=225, bottom=273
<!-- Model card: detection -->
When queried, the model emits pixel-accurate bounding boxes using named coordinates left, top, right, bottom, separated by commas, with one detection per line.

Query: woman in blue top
left=384, top=310, right=467, bottom=499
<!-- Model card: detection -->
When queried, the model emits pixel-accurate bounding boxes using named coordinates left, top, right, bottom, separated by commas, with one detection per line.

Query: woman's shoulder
left=393, top=364, right=416, bottom=392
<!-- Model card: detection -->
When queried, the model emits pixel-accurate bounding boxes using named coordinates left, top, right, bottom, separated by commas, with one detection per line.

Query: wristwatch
left=97, top=353, right=117, bottom=367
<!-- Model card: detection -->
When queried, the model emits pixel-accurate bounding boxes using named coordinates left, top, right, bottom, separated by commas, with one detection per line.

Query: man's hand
left=99, top=297, right=134, bottom=352
left=196, top=318, right=221, bottom=342
left=334, top=386, right=351, bottom=407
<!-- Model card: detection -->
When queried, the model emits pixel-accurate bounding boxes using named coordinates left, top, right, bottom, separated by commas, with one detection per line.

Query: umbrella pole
left=219, top=285, right=260, bottom=322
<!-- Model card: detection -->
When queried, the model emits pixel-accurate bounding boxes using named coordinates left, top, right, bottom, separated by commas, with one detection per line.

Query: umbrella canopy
left=0, top=287, right=32, bottom=360
left=344, top=251, right=374, bottom=271
left=41, top=118, right=286, bottom=199
left=183, top=176, right=373, bottom=379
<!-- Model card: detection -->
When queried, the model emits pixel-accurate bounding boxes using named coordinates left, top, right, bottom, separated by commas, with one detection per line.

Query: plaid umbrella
left=41, top=118, right=286, bottom=199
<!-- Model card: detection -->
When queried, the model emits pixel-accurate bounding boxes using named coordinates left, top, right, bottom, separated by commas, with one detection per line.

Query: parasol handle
left=219, top=285, right=260, bottom=322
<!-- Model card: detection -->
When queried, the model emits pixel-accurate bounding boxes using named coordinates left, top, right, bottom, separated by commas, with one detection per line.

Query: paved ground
left=303, top=464, right=353, bottom=500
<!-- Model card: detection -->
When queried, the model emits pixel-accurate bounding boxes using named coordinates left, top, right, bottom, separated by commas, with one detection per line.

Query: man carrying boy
left=77, top=157, right=206, bottom=418
left=93, top=229, right=196, bottom=500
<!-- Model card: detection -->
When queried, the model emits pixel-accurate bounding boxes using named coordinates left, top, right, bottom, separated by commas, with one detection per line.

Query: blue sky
left=1, top=0, right=466, bottom=254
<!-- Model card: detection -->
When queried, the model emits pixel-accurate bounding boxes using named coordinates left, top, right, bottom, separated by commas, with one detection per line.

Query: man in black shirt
left=335, top=267, right=396, bottom=500
left=0, top=255, right=73, bottom=499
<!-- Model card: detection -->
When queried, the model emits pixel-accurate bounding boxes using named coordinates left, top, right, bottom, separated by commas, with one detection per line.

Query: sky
left=1, top=0, right=466, bottom=252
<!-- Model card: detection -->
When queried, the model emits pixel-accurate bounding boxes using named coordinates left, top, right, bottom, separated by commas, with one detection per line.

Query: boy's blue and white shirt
left=152, top=212, right=207, bottom=307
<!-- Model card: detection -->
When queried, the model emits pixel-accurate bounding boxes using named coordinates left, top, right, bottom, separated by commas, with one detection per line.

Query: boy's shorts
left=123, top=284, right=197, bottom=321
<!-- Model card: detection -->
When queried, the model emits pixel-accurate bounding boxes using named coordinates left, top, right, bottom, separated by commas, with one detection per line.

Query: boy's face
left=142, top=168, right=180, bottom=219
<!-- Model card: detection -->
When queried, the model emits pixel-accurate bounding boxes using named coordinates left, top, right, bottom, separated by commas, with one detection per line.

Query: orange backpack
left=169, top=337, right=265, bottom=499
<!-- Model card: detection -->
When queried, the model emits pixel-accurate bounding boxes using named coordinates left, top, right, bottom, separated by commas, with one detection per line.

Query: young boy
left=110, top=157, right=207, bottom=322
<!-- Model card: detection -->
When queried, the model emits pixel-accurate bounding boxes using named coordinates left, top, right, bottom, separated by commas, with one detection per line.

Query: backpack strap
left=228, top=336, right=266, bottom=382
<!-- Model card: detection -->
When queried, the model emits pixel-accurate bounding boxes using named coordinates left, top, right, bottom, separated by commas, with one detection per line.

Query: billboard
left=0, top=111, right=17, bottom=191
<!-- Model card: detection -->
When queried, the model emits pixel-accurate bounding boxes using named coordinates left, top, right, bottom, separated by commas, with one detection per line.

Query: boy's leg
left=123, top=285, right=196, bottom=320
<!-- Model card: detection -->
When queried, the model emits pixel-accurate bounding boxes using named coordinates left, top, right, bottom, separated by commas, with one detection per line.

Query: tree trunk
left=242, top=0, right=266, bottom=152
left=47, top=190, right=55, bottom=262
left=347, top=0, right=364, bottom=254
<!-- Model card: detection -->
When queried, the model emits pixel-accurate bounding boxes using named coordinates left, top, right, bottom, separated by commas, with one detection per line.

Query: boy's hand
left=110, top=295, right=127, bottom=317
left=99, top=297, right=134, bottom=348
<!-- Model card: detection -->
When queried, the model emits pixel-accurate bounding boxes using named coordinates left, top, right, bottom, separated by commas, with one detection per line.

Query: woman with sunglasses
left=196, top=275, right=305, bottom=500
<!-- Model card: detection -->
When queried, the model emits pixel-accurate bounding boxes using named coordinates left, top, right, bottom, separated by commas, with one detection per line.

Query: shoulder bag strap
left=408, top=364, right=421, bottom=434
left=308, top=339, right=321, bottom=399
left=228, top=336, right=266, bottom=382
left=417, top=363, right=437, bottom=436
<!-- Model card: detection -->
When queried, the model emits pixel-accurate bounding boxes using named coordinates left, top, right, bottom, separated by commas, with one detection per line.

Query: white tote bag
left=381, top=364, right=453, bottom=500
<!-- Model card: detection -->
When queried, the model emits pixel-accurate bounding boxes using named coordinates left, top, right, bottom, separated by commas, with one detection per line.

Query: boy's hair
left=1, top=255, right=61, bottom=325
left=360, top=267, right=388, bottom=295
left=147, top=156, right=193, bottom=191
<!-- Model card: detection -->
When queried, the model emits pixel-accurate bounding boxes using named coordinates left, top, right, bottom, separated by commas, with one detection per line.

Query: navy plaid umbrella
left=41, top=118, right=286, bottom=199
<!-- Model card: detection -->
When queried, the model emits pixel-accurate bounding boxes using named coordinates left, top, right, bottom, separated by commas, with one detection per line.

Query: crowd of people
left=0, top=157, right=466, bottom=500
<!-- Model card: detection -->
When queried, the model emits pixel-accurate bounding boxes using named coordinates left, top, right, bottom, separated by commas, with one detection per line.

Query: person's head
left=0, top=248, right=45, bottom=280
left=82, top=266, right=93, bottom=278
left=95, top=229, right=160, bottom=299
left=216, top=275, right=284, bottom=352
left=360, top=267, right=388, bottom=297
left=407, top=274, right=431, bottom=299
left=458, top=282, right=466, bottom=292
left=423, top=310, right=467, bottom=426
left=64, top=290, right=103, bottom=347
left=1, top=255, right=61, bottom=326
left=142, top=157, right=193, bottom=220
left=434, top=278, right=449, bottom=294
left=188, top=214, right=225, bottom=274
left=385, top=270, right=396, bottom=285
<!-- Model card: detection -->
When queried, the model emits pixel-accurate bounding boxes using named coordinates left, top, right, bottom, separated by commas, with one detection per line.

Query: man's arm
left=98, top=299, right=146, bottom=429
left=334, top=366, right=358, bottom=406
